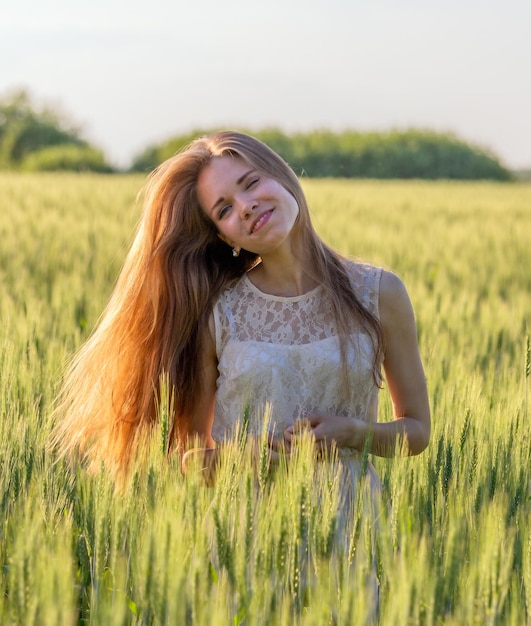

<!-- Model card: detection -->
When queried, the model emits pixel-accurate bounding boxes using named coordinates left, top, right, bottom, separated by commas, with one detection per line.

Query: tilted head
left=140, top=131, right=312, bottom=273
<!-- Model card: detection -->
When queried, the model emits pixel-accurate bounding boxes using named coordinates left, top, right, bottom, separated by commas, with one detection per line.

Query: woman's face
left=197, top=155, right=299, bottom=257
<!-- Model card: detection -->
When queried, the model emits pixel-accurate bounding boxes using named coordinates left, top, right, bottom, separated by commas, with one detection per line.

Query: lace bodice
left=211, top=261, right=383, bottom=443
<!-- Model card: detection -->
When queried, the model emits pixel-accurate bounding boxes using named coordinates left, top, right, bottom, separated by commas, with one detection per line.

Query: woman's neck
left=248, top=253, right=318, bottom=297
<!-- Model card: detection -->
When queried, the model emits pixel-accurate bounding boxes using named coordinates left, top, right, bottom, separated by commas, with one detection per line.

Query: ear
left=217, top=232, right=233, bottom=247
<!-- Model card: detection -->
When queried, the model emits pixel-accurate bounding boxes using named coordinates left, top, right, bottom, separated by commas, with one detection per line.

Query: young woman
left=52, top=131, right=430, bottom=482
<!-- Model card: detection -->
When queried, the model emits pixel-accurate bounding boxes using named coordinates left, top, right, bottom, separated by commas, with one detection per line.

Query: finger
left=304, top=414, right=327, bottom=427
left=268, top=447, right=292, bottom=464
left=310, top=424, right=330, bottom=440
left=284, top=427, right=313, bottom=442
left=314, top=437, right=326, bottom=450
left=268, top=449, right=281, bottom=464
left=288, top=418, right=313, bottom=434
left=277, top=432, right=292, bottom=452
left=267, top=432, right=280, bottom=448
left=269, top=435, right=288, bottom=453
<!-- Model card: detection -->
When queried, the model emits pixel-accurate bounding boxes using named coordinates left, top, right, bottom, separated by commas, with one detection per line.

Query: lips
left=250, top=209, right=274, bottom=234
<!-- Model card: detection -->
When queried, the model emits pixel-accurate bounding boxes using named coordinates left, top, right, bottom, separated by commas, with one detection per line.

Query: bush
left=1, top=118, right=85, bottom=165
left=21, top=144, right=114, bottom=173
left=0, top=89, right=113, bottom=171
left=129, top=128, right=513, bottom=181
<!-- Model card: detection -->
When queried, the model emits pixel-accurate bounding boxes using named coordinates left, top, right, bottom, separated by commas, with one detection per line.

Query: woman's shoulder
left=342, top=259, right=384, bottom=314
left=379, top=269, right=407, bottom=299
left=378, top=270, right=414, bottom=330
left=343, top=258, right=383, bottom=291
left=343, top=261, right=411, bottom=324
left=343, top=258, right=381, bottom=276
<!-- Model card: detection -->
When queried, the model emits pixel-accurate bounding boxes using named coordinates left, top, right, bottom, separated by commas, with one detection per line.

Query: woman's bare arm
left=373, top=270, right=431, bottom=455
left=285, top=270, right=431, bottom=457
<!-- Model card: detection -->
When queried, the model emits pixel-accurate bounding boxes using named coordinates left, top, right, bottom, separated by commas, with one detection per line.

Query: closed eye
left=218, top=205, right=232, bottom=219
left=246, top=177, right=260, bottom=190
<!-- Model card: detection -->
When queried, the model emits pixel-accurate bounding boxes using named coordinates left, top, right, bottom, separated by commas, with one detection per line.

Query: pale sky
left=2, top=0, right=530, bottom=169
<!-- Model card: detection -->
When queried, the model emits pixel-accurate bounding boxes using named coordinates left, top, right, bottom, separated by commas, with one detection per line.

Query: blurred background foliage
left=0, top=89, right=518, bottom=180
left=131, top=127, right=514, bottom=180
left=0, top=90, right=112, bottom=173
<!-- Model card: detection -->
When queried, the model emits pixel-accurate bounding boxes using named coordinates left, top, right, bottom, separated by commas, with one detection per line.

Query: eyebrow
left=209, top=169, right=255, bottom=214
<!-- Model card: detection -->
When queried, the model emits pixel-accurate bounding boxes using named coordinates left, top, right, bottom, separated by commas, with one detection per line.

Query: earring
left=232, top=247, right=240, bottom=257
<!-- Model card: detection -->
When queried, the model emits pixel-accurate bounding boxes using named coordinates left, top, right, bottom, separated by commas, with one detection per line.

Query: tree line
left=0, top=91, right=113, bottom=173
left=132, top=128, right=513, bottom=181
left=0, top=90, right=514, bottom=180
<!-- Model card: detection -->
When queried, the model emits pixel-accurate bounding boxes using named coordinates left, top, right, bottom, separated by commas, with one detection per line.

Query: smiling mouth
left=250, top=209, right=274, bottom=233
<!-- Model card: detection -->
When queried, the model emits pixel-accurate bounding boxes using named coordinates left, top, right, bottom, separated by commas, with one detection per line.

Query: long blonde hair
left=52, top=131, right=383, bottom=475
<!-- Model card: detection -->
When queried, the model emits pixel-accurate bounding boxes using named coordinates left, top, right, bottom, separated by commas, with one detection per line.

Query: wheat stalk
left=525, top=335, right=530, bottom=418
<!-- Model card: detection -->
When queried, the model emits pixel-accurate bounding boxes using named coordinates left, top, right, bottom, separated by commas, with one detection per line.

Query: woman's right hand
left=181, top=432, right=291, bottom=486
left=181, top=447, right=219, bottom=486
left=265, top=432, right=291, bottom=462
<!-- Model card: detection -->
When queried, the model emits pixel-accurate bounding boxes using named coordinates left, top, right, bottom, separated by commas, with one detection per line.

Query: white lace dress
left=212, top=260, right=383, bottom=497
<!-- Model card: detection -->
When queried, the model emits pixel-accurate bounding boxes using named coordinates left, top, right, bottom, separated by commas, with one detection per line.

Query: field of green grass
left=1, top=173, right=530, bottom=625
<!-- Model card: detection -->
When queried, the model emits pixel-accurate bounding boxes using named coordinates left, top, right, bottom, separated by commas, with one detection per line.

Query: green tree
left=130, top=128, right=513, bottom=181
left=0, top=89, right=114, bottom=172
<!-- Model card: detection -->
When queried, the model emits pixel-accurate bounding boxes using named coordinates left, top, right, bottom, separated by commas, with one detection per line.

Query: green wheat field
left=1, top=173, right=530, bottom=625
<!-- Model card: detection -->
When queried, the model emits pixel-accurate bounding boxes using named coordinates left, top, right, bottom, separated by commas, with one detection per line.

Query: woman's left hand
left=284, top=414, right=368, bottom=453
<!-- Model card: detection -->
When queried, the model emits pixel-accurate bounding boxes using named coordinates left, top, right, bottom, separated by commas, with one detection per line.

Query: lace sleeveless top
left=211, top=261, right=383, bottom=443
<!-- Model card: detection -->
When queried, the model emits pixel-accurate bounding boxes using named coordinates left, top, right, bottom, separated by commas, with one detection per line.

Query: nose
left=237, top=196, right=258, bottom=218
